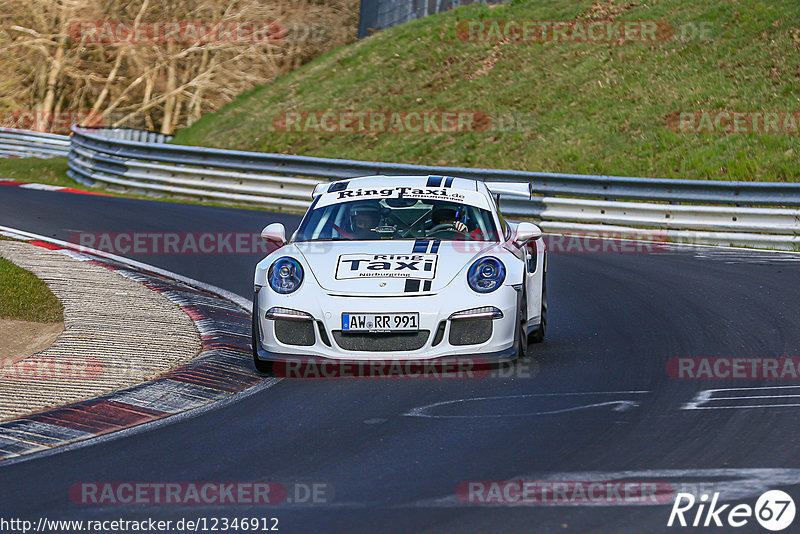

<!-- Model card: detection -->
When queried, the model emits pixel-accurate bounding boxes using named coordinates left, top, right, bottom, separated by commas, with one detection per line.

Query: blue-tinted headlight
left=467, top=256, right=506, bottom=293
left=268, top=257, right=304, bottom=294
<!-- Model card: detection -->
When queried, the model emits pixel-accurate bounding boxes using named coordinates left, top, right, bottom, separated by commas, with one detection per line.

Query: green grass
left=172, top=0, right=800, bottom=182
left=0, top=254, right=63, bottom=323
left=0, top=157, right=75, bottom=187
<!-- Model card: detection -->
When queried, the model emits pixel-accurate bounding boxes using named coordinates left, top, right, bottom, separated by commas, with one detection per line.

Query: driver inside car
left=430, top=204, right=468, bottom=234
left=349, top=205, right=381, bottom=239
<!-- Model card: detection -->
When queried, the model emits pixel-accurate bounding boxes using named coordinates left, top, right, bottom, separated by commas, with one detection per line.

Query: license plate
left=341, top=313, right=419, bottom=333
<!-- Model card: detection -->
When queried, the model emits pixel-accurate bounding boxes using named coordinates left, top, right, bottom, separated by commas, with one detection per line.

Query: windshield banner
left=317, top=186, right=490, bottom=210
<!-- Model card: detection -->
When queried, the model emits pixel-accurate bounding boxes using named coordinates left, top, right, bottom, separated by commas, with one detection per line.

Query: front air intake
left=332, top=331, right=430, bottom=352
left=449, top=318, right=492, bottom=346
left=274, top=319, right=315, bottom=346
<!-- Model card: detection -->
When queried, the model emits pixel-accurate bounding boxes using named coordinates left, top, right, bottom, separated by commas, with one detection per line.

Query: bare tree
left=0, top=0, right=358, bottom=133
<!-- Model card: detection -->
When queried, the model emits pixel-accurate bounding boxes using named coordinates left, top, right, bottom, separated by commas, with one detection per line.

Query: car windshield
left=295, top=198, right=500, bottom=242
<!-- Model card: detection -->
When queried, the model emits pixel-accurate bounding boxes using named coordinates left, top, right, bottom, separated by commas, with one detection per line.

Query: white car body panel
left=294, top=240, right=498, bottom=295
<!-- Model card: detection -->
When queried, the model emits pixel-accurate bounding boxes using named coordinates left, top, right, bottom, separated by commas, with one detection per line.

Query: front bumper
left=254, top=284, right=521, bottom=363
left=254, top=343, right=518, bottom=366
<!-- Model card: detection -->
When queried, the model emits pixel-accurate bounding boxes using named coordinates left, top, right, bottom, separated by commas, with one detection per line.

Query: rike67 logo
left=668, top=490, right=796, bottom=531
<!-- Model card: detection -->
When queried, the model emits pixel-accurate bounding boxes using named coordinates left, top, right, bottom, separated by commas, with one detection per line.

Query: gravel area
left=0, top=240, right=201, bottom=420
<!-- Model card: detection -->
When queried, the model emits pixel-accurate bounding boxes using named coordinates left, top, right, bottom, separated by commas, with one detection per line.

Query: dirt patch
left=0, top=319, right=64, bottom=364
left=582, top=1, right=639, bottom=21
left=467, top=40, right=509, bottom=81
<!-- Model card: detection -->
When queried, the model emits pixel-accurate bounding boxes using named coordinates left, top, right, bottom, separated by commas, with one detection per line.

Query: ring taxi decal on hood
left=335, top=253, right=439, bottom=280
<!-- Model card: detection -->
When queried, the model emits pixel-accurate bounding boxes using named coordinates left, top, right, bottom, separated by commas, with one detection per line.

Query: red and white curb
left=0, top=178, right=109, bottom=196
left=0, top=226, right=272, bottom=463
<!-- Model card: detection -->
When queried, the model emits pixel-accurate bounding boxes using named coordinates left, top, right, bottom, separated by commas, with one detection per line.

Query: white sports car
left=252, top=175, right=546, bottom=372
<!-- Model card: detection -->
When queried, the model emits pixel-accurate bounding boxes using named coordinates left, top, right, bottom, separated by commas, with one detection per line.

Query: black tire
left=516, top=295, right=528, bottom=359
left=252, top=296, right=273, bottom=374
left=530, top=278, right=547, bottom=344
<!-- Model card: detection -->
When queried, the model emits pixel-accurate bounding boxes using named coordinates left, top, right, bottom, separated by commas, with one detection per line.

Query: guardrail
left=0, top=128, right=70, bottom=158
left=65, top=126, right=800, bottom=250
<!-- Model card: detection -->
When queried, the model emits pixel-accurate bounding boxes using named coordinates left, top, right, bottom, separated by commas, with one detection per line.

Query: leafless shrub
left=0, top=0, right=358, bottom=133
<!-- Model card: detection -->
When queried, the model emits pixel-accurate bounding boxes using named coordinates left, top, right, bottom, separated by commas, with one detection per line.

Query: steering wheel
left=428, top=224, right=472, bottom=240
left=429, top=223, right=458, bottom=234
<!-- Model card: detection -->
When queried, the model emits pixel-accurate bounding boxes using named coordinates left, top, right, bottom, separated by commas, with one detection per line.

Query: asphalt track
left=2, top=186, right=800, bottom=533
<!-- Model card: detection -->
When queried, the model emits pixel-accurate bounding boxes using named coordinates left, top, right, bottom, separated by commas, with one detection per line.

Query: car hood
left=293, top=240, right=501, bottom=296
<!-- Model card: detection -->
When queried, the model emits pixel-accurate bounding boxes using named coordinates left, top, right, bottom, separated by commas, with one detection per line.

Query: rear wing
left=312, top=182, right=330, bottom=198
left=484, top=181, right=531, bottom=199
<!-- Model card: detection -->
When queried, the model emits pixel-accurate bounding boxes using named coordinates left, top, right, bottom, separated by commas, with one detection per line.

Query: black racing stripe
left=430, top=240, right=441, bottom=253
left=404, top=279, right=421, bottom=292
left=424, top=262, right=433, bottom=272
left=413, top=239, right=428, bottom=253
left=444, top=177, right=454, bottom=188
left=423, top=280, right=432, bottom=292
left=426, top=176, right=443, bottom=187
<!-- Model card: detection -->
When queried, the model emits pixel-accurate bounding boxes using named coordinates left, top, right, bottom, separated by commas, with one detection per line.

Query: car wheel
left=530, top=279, right=547, bottom=344
left=252, top=298, right=273, bottom=374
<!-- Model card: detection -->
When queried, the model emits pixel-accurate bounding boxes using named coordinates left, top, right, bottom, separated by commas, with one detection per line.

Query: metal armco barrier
left=64, top=126, right=800, bottom=250
left=0, top=128, right=70, bottom=158
left=358, top=0, right=496, bottom=39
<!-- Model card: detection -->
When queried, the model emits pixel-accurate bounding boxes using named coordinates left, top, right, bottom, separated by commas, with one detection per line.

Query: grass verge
left=172, top=0, right=800, bottom=182
left=0, top=253, right=63, bottom=323
left=0, top=157, right=75, bottom=187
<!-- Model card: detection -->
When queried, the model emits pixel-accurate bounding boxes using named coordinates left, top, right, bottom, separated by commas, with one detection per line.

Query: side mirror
left=261, top=223, right=286, bottom=246
left=514, top=222, right=542, bottom=245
